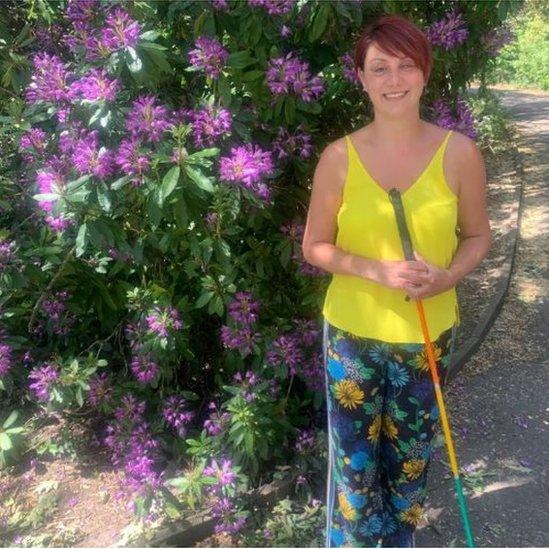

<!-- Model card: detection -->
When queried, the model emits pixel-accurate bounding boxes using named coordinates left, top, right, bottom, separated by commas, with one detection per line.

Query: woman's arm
left=302, top=139, right=429, bottom=291
left=403, top=133, right=492, bottom=299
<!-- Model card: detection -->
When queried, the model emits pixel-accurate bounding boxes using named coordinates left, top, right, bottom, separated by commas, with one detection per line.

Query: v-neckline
left=347, top=130, right=452, bottom=197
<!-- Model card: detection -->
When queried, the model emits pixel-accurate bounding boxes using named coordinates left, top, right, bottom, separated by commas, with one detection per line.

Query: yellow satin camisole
left=322, top=129, right=460, bottom=343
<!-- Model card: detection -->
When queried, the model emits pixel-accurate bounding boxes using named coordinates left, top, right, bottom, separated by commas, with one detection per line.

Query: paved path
left=417, top=89, right=548, bottom=547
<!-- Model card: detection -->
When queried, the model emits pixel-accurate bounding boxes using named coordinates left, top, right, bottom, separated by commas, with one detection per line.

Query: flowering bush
left=0, top=0, right=519, bottom=540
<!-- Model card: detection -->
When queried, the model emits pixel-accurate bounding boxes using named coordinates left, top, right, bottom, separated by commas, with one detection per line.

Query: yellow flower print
left=338, top=491, right=358, bottom=521
left=400, top=503, right=423, bottom=526
left=382, top=414, right=398, bottom=440
left=413, top=343, right=442, bottom=372
left=334, top=380, right=364, bottom=410
left=368, top=415, right=382, bottom=443
left=403, top=459, right=426, bottom=480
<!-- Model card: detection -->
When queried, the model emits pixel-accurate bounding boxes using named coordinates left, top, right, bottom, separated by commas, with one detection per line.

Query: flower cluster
left=35, top=168, right=65, bottom=214
left=271, top=125, right=313, bottom=161
left=0, top=343, right=13, bottom=377
left=266, top=334, right=304, bottom=376
left=219, top=143, right=274, bottom=201
left=426, top=11, right=469, bottom=51
left=203, top=401, right=231, bottom=436
left=232, top=370, right=260, bottom=402
left=247, top=0, right=297, bottom=16
left=340, top=53, right=360, bottom=86
left=188, top=36, right=229, bottom=79
left=0, top=239, right=17, bottom=272
left=481, top=26, right=513, bottom=57
left=145, top=305, right=183, bottom=338
left=87, top=372, right=113, bottom=407
left=210, top=0, right=229, bottom=11
left=130, top=352, right=159, bottom=385
left=220, top=291, right=261, bottom=357
left=25, top=53, right=75, bottom=104
left=126, top=95, right=173, bottom=143
left=115, top=139, right=151, bottom=185
left=162, top=395, right=195, bottom=437
left=28, top=362, right=59, bottom=402
left=211, top=496, right=247, bottom=535
left=71, top=68, right=120, bottom=102
left=190, top=105, right=232, bottom=148
left=72, top=130, right=115, bottom=180
left=266, top=52, right=325, bottom=103
left=104, top=394, right=164, bottom=494
left=37, top=290, right=77, bottom=337
left=295, top=427, right=316, bottom=454
left=430, top=97, right=477, bottom=140
left=19, top=128, right=48, bottom=163
left=203, top=457, right=237, bottom=494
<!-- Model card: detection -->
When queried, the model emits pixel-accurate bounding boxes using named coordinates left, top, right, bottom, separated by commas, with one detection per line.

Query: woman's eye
left=373, top=67, right=386, bottom=74
left=402, top=64, right=415, bottom=70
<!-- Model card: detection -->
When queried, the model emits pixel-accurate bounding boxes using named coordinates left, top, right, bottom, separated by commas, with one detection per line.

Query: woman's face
left=357, top=41, right=425, bottom=116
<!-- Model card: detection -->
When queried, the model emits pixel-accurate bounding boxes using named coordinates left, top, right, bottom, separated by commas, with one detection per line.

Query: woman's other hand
left=401, top=251, right=456, bottom=300
left=373, top=257, right=429, bottom=293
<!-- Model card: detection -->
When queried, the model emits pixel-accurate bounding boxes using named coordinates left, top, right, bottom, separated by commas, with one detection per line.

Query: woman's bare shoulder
left=315, top=135, right=349, bottom=194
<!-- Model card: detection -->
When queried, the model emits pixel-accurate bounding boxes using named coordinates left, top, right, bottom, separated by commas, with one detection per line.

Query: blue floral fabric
left=323, top=319, right=456, bottom=548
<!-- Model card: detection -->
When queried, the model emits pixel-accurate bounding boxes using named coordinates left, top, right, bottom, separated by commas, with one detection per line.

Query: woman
left=302, top=13, right=491, bottom=549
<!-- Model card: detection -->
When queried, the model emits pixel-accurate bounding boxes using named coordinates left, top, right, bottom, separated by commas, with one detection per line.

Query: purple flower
left=35, top=168, right=65, bottom=213
left=232, top=369, right=260, bottom=402
left=40, top=290, right=76, bottom=336
left=203, top=458, right=237, bottom=491
left=203, top=401, right=231, bottom=436
left=162, top=395, right=195, bottom=437
left=340, top=53, right=360, bottom=85
left=210, top=497, right=247, bottom=535
left=266, top=333, right=304, bottom=375
left=293, top=318, right=320, bottom=347
left=280, top=25, right=292, bottom=38
left=114, top=393, right=146, bottom=424
left=299, top=352, right=324, bottom=392
left=191, top=105, right=232, bottom=147
left=481, top=26, right=513, bottom=57
left=125, top=95, right=173, bottom=143
left=188, top=36, right=229, bottom=79
left=45, top=215, right=74, bottom=233
left=28, top=363, right=59, bottom=402
left=430, top=97, right=477, bottom=140
left=272, top=124, right=313, bottom=161
left=25, top=53, right=75, bottom=104
left=426, top=11, right=469, bottom=51
left=19, top=128, right=48, bottom=162
left=0, top=239, right=17, bottom=273
left=130, top=352, right=159, bottom=385
left=266, top=52, right=325, bottom=102
left=65, top=0, right=98, bottom=24
left=0, top=343, right=13, bottom=377
left=210, top=0, right=230, bottom=11
left=247, top=0, right=297, bottom=16
left=227, top=291, right=260, bottom=325
left=220, top=325, right=260, bottom=357
left=115, top=139, right=151, bottom=185
left=87, top=372, right=113, bottom=407
left=145, top=305, right=183, bottom=338
left=295, top=428, right=315, bottom=453
left=519, top=458, right=532, bottom=468
left=72, top=130, right=114, bottom=180
left=219, top=143, right=274, bottom=201
left=100, top=8, right=142, bottom=52
left=71, top=68, right=120, bottom=102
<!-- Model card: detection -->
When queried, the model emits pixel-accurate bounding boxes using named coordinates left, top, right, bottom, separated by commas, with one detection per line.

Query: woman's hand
left=401, top=252, right=455, bottom=300
left=373, top=257, right=429, bottom=292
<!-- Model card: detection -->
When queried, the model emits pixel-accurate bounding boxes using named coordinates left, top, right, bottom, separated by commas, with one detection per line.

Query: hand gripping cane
left=388, top=188, right=475, bottom=548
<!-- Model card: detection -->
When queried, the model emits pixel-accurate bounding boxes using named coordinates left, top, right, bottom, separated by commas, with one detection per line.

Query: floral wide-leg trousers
left=322, top=318, right=456, bottom=548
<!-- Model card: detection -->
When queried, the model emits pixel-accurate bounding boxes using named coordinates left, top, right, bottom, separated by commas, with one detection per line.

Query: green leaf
left=195, top=291, right=214, bottom=308
left=110, top=175, right=132, bottom=190
left=96, top=182, right=112, bottom=213
left=32, top=193, right=58, bottom=202
left=185, top=165, right=215, bottom=193
left=159, top=166, right=180, bottom=205
left=309, top=3, right=331, bottom=42
left=0, top=432, right=13, bottom=451
left=228, top=51, right=257, bottom=70
left=126, top=46, right=143, bottom=73
left=75, top=223, right=88, bottom=257
left=2, top=410, right=18, bottom=429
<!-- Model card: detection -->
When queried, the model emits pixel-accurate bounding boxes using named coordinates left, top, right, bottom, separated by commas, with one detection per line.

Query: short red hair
left=353, top=14, right=433, bottom=84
